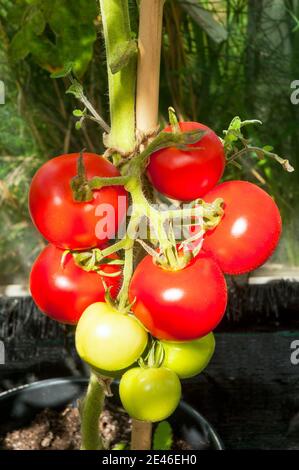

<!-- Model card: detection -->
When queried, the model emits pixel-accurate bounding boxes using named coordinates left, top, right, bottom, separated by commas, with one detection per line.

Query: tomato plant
left=161, top=333, right=215, bottom=379
left=147, top=122, right=225, bottom=201
left=25, top=0, right=288, bottom=451
left=76, top=302, right=148, bottom=372
left=129, top=252, right=227, bottom=341
left=119, top=367, right=181, bottom=422
left=29, top=152, right=128, bottom=250
left=202, top=181, right=282, bottom=274
left=30, top=244, right=122, bottom=324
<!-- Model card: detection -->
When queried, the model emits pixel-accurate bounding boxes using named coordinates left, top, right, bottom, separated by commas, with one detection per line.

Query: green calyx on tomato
left=75, top=302, right=148, bottom=372
left=29, top=152, right=128, bottom=250
left=160, top=333, right=215, bottom=379
left=147, top=121, right=225, bottom=202
left=70, top=152, right=94, bottom=202
left=30, top=245, right=122, bottom=325
left=119, top=367, right=182, bottom=422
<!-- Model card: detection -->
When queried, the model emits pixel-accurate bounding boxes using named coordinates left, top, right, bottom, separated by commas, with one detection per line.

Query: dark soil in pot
left=0, top=378, right=223, bottom=450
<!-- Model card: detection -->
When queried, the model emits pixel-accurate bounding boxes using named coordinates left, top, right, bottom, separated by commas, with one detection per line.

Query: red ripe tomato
left=202, top=181, right=282, bottom=275
left=29, top=153, right=128, bottom=250
left=147, top=122, right=225, bottom=201
left=129, top=252, right=227, bottom=341
left=30, top=245, right=122, bottom=324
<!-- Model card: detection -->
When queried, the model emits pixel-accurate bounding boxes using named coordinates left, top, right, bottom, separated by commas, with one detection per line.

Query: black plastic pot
left=0, top=378, right=223, bottom=450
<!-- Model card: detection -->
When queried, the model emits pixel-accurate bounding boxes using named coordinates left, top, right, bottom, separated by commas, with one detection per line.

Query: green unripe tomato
left=75, top=302, right=148, bottom=372
left=161, top=333, right=215, bottom=379
left=119, top=367, right=181, bottom=422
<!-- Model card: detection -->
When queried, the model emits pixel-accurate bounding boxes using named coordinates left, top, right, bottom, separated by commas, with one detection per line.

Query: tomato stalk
left=77, top=0, right=222, bottom=451
left=125, top=176, right=178, bottom=268
left=80, top=372, right=107, bottom=450
left=80, top=0, right=137, bottom=451
left=99, top=0, right=137, bottom=153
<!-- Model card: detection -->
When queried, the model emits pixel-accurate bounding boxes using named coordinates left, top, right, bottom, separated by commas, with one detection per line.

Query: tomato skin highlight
left=29, top=153, right=128, bottom=250
left=202, top=180, right=282, bottom=275
left=30, top=245, right=121, bottom=324
left=75, top=302, right=148, bottom=372
left=147, top=122, right=225, bottom=201
left=161, top=333, right=215, bottom=379
left=129, top=252, right=227, bottom=341
left=119, top=367, right=181, bottom=422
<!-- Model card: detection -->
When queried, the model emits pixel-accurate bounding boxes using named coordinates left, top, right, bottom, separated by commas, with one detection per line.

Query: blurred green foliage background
left=0, top=0, right=299, bottom=283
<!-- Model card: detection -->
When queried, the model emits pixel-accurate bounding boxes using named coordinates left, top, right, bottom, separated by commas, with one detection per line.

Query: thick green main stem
left=80, top=372, right=105, bottom=450
left=99, top=0, right=136, bottom=153
left=80, top=1, right=137, bottom=451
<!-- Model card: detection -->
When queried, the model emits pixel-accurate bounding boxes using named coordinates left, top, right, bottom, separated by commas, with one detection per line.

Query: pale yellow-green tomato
left=161, top=332, right=215, bottom=379
left=120, top=367, right=181, bottom=422
left=75, top=302, right=148, bottom=372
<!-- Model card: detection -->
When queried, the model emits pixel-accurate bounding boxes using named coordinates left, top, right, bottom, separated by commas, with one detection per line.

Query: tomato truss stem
left=67, top=77, right=111, bottom=133
left=117, top=246, right=134, bottom=311
left=101, top=239, right=131, bottom=257
left=89, top=175, right=130, bottom=189
left=80, top=372, right=107, bottom=450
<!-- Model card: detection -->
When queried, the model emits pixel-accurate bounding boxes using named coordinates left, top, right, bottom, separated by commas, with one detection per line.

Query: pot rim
left=0, top=377, right=224, bottom=450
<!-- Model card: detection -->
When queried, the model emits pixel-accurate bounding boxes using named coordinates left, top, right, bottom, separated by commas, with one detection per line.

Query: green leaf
left=30, top=37, right=62, bottom=71
left=223, top=117, right=262, bottom=154
left=147, top=129, right=207, bottom=155
left=9, top=0, right=98, bottom=77
left=228, top=116, right=242, bottom=130
left=66, top=80, right=84, bottom=100
left=263, top=145, right=274, bottom=152
left=135, top=128, right=207, bottom=169
left=7, top=2, right=28, bottom=26
left=48, top=0, right=98, bottom=77
left=73, top=109, right=84, bottom=117
left=224, top=117, right=295, bottom=175
left=38, top=0, right=55, bottom=18
left=9, top=6, right=46, bottom=61
left=51, top=62, right=74, bottom=79
left=153, top=422, right=173, bottom=451
left=178, top=0, right=228, bottom=44
left=9, top=30, right=31, bottom=61
left=112, top=442, right=128, bottom=451
left=109, top=39, right=138, bottom=74
left=240, top=119, right=262, bottom=128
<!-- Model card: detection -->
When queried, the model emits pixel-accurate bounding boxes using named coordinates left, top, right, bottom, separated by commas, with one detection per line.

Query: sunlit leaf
left=178, top=0, right=228, bottom=44
left=153, top=422, right=173, bottom=451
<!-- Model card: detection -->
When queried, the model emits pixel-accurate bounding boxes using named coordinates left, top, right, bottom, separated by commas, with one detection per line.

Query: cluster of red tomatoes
left=29, top=122, right=282, bottom=422
left=29, top=152, right=127, bottom=324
